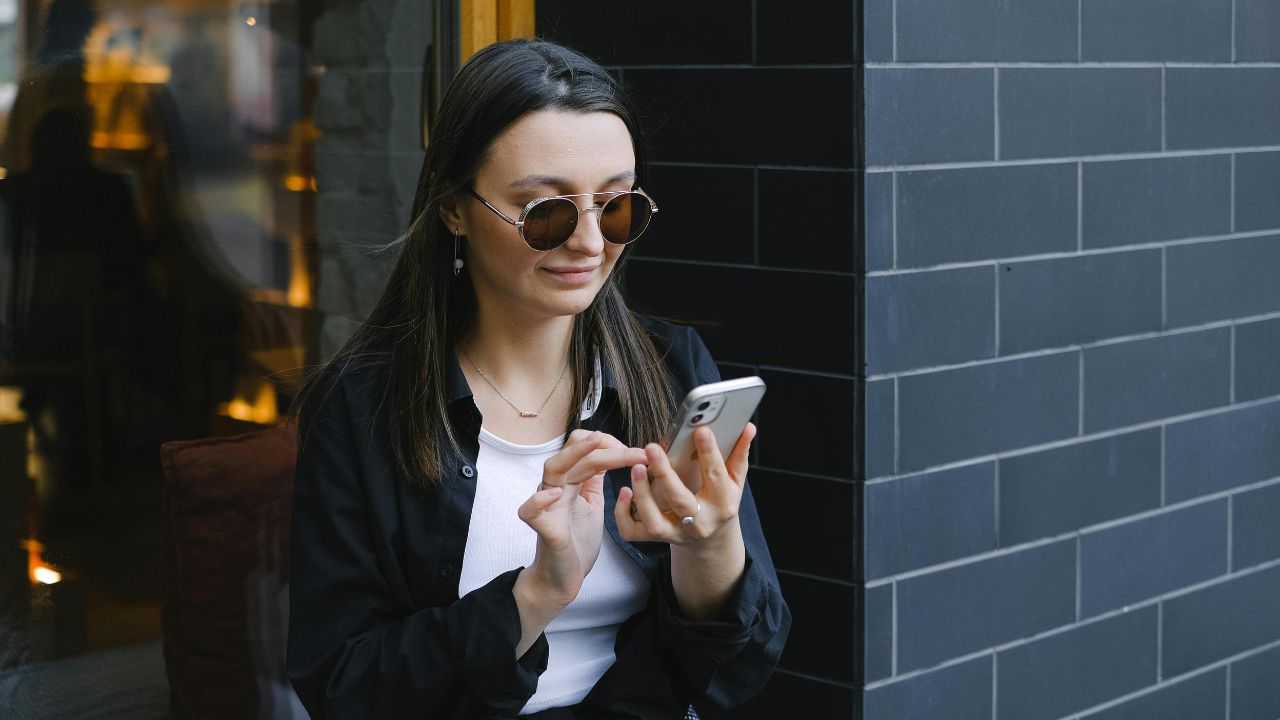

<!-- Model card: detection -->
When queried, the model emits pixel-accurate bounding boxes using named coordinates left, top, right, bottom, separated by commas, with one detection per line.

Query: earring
left=453, top=228, right=464, bottom=276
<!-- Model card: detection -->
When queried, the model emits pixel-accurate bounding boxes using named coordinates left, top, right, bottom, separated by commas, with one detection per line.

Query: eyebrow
left=508, top=170, right=637, bottom=189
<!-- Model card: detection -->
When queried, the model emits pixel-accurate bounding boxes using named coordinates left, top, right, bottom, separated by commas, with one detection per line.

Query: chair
left=159, top=425, right=305, bottom=719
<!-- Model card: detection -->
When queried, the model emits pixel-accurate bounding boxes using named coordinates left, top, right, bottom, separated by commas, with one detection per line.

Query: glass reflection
left=0, top=0, right=320, bottom=692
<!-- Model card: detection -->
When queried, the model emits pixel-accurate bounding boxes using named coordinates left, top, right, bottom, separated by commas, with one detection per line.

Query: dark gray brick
left=1163, top=564, right=1280, bottom=676
left=1237, top=318, right=1280, bottom=403
left=865, top=171, right=894, bottom=272
left=865, top=379, right=896, bottom=479
left=1082, top=155, right=1232, bottom=249
left=759, top=169, right=856, bottom=272
left=1237, top=0, right=1280, bottom=61
left=1000, top=69, right=1162, bottom=160
left=1166, top=235, right=1280, bottom=327
left=1167, top=69, right=1280, bottom=149
left=864, top=656, right=992, bottom=720
left=896, top=163, right=1077, bottom=268
left=998, top=606, right=1158, bottom=720
left=865, top=583, right=893, bottom=683
left=751, top=470, right=854, bottom=581
left=1231, top=644, right=1280, bottom=720
left=1081, top=501, right=1229, bottom=617
left=1234, top=482, right=1280, bottom=570
left=1000, top=428, right=1162, bottom=546
left=896, top=0, right=1077, bottom=61
left=864, top=462, right=997, bottom=580
left=1166, top=400, right=1280, bottom=502
left=1236, top=152, right=1280, bottom=233
left=776, top=573, right=855, bottom=683
left=866, top=69, right=994, bottom=166
left=1079, top=668, right=1226, bottom=720
left=1083, top=328, right=1232, bottom=433
left=899, top=353, right=1079, bottom=473
left=896, top=540, right=1076, bottom=671
left=1081, top=0, right=1232, bottom=61
left=1000, top=250, right=1164, bottom=355
left=866, top=266, right=996, bottom=375
left=863, top=0, right=893, bottom=63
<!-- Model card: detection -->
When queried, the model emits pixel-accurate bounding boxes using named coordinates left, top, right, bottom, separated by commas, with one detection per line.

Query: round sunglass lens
left=522, top=198, right=578, bottom=251
left=600, top=192, right=651, bottom=244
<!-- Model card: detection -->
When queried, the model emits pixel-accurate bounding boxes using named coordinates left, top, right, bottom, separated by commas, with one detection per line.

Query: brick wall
left=862, top=1, right=1280, bottom=719
left=312, top=0, right=430, bottom=357
left=538, top=1, right=862, bottom=715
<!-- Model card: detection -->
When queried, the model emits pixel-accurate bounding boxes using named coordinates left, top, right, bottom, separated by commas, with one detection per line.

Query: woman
left=286, top=38, right=790, bottom=719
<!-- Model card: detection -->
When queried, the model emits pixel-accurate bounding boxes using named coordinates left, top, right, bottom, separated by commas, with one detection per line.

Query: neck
left=460, top=307, right=576, bottom=395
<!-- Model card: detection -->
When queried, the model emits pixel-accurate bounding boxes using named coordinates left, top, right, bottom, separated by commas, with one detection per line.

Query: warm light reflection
left=33, top=565, right=62, bottom=585
left=23, top=539, right=62, bottom=585
left=246, top=16, right=257, bottom=26
left=218, top=379, right=279, bottom=425
left=0, top=386, right=23, bottom=421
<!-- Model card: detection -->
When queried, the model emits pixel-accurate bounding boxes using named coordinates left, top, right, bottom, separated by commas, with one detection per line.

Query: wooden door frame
left=460, top=0, right=535, bottom=62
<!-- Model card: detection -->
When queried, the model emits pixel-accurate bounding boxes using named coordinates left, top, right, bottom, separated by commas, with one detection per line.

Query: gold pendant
left=519, top=411, right=539, bottom=418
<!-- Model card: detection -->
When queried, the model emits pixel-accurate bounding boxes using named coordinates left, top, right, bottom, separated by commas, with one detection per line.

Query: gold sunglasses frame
left=467, top=187, right=659, bottom=251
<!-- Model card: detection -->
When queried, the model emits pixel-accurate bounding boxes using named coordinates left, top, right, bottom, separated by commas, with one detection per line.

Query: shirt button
left=461, top=465, right=475, bottom=478
left=440, top=564, right=454, bottom=578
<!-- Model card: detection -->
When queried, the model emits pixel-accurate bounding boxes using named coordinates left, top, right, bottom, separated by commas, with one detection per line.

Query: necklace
left=460, top=346, right=570, bottom=418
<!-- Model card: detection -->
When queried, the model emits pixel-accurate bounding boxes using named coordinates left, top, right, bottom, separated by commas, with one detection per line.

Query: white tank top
left=456, top=354, right=651, bottom=714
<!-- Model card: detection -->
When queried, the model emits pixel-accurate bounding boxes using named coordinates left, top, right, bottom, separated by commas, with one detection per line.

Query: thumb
left=517, top=485, right=564, bottom=525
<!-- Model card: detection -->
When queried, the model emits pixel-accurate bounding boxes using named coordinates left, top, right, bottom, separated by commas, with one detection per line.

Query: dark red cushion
left=159, top=425, right=297, bottom=719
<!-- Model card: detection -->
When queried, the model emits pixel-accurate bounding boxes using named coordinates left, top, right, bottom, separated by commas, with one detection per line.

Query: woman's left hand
left=615, top=422, right=756, bottom=547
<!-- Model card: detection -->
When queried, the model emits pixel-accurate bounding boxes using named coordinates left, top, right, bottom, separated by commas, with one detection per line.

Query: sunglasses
left=467, top=187, right=658, bottom=251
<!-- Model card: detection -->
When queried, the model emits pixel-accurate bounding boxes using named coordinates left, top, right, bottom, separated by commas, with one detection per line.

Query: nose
left=561, top=205, right=606, bottom=256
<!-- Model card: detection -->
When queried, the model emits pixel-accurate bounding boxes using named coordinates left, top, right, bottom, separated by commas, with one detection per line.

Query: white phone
left=662, top=376, right=766, bottom=493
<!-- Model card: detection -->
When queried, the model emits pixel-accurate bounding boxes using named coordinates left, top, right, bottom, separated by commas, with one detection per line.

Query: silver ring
left=681, top=501, right=700, bottom=526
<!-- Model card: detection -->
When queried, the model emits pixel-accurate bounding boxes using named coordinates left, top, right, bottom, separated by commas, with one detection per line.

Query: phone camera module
left=689, top=414, right=704, bottom=425
left=697, top=401, right=711, bottom=411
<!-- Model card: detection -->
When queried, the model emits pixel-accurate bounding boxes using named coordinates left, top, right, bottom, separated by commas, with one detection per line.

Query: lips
left=543, top=265, right=599, bottom=285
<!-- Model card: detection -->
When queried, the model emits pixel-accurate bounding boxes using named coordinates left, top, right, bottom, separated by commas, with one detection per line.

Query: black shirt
left=286, top=318, right=791, bottom=719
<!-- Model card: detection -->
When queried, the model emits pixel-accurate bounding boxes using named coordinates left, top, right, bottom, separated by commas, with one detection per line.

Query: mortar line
left=1161, top=65, right=1167, bottom=152
left=994, top=263, right=1001, bottom=357
left=1161, top=245, right=1168, bottom=329
left=1230, top=153, right=1237, bottom=233
left=993, top=68, right=1000, bottom=161
left=1077, top=162, right=1084, bottom=252
left=891, top=581, right=898, bottom=676
left=865, top=589, right=1280, bottom=692
left=1228, top=494, right=1234, bottom=573
left=1079, top=350, right=1086, bottom=436
left=1230, top=323, right=1236, bottom=404
left=864, top=61, right=1280, bottom=68
left=1075, top=533, right=1083, bottom=621
left=864, top=485, right=1280, bottom=583
left=1157, top=602, right=1164, bottom=681
left=1160, top=424, right=1167, bottom=506
left=1077, top=0, right=1083, bottom=62
left=991, top=653, right=999, bottom=720
left=892, top=172, right=899, bottom=269
left=1232, top=0, right=1237, bottom=62
left=867, top=145, right=1280, bottom=173
left=893, top=376, right=901, bottom=474
left=1226, top=663, right=1232, bottom=717
left=865, top=227, right=1280, bottom=278
left=994, top=460, right=1001, bottom=547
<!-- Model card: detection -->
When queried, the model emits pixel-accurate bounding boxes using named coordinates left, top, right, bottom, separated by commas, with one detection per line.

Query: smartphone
left=661, top=376, right=766, bottom=494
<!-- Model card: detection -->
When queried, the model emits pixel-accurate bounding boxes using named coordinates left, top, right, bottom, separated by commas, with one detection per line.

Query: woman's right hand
left=517, top=430, right=647, bottom=606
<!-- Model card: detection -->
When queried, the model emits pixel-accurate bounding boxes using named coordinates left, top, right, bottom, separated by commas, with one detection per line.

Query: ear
left=437, top=193, right=465, bottom=235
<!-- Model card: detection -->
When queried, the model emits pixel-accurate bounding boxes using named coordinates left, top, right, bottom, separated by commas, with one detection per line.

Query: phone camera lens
left=689, top=414, right=704, bottom=425
left=697, top=401, right=711, bottom=411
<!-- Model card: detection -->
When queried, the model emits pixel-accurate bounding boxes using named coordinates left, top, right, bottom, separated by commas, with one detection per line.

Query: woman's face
left=445, top=109, right=637, bottom=323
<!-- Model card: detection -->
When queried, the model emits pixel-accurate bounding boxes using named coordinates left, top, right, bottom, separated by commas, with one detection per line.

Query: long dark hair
left=289, top=38, right=675, bottom=492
